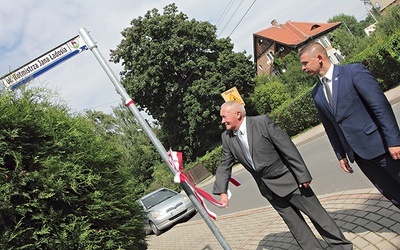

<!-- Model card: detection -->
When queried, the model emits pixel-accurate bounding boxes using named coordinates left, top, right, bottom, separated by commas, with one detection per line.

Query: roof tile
left=254, top=21, right=341, bottom=46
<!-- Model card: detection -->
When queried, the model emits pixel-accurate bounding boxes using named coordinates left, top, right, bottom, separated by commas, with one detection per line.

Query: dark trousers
left=355, top=152, right=400, bottom=209
left=268, top=188, right=353, bottom=250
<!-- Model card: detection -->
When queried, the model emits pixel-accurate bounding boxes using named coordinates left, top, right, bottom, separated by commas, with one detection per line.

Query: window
left=319, top=37, right=331, bottom=48
left=311, top=24, right=320, bottom=30
left=334, top=52, right=344, bottom=62
left=266, top=51, right=274, bottom=63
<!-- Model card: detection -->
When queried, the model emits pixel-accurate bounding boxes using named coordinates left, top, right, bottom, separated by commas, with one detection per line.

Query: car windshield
left=141, top=189, right=177, bottom=209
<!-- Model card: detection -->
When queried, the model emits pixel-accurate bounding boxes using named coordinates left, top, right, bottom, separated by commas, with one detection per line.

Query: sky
left=0, top=1, right=371, bottom=114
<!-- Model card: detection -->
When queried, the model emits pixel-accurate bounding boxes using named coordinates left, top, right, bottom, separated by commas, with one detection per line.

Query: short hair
left=221, top=101, right=246, bottom=116
left=298, top=42, right=327, bottom=57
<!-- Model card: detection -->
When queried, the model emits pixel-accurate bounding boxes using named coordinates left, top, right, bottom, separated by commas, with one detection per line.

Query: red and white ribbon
left=168, top=150, right=241, bottom=220
left=125, top=98, right=134, bottom=107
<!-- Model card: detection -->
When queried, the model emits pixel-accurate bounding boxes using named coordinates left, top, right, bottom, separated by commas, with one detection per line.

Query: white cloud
left=0, top=0, right=369, bottom=114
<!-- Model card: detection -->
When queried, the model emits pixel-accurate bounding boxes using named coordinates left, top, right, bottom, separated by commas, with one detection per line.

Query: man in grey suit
left=213, top=101, right=352, bottom=250
left=299, top=42, right=400, bottom=209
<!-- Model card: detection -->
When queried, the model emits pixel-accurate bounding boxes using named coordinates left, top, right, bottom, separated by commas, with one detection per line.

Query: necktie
left=236, top=131, right=255, bottom=169
left=322, top=77, right=333, bottom=107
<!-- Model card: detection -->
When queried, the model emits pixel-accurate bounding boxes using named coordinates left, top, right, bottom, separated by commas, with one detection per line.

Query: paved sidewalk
left=146, top=85, right=400, bottom=250
left=146, top=188, right=400, bottom=249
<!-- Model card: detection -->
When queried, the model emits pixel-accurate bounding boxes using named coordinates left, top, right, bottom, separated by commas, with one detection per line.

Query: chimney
left=271, top=19, right=279, bottom=27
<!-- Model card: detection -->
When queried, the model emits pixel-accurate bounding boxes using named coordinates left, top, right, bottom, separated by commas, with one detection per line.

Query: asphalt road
left=192, top=102, right=400, bottom=220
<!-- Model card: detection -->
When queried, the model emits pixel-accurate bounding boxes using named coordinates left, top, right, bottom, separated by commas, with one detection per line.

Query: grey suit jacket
left=213, top=115, right=312, bottom=199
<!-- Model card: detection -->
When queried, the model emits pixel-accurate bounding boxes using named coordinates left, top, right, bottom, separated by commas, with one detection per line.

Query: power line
left=228, top=0, right=258, bottom=37
left=219, top=0, right=245, bottom=36
left=91, top=1, right=253, bottom=116
left=216, top=0, right=236, bottom=29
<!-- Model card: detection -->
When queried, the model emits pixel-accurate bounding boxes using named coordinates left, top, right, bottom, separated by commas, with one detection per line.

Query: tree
left=373, top=5, right=400, bottom=37
left=343, top=5, right=400, bottom=90
left=328, top=14, right=368, bottom=58
left=0, top=88, right=147, bottom=249
left=111, top=105, right=176, bottom=194
left=329, top=14, right=367, bottom=37
left=250, top=75, right=290, bottom=114
left=272, top=51, right=315, bottom=95
left=86, top=106, right=179, bottom=195
left=110, top=3, right=255, bottom=160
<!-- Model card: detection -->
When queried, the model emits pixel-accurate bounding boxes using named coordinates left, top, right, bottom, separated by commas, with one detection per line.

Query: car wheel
left=150, top=221, right=161, bottom=236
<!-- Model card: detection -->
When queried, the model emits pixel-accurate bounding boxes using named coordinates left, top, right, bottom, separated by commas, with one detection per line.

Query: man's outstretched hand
left=219, top=193, right=229, bottom=208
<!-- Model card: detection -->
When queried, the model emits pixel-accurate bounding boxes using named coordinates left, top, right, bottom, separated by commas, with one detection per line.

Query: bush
left=0, top=89, right=147, bottom=249
left=148, top=161, right=180, bottom=192
left=270, top=87, right=320, bottom=137
left=347, top=31, right=400, bottom=90
left=251, top=78, right=291, bottom=114
left=194, top=145, right=223, bottom=175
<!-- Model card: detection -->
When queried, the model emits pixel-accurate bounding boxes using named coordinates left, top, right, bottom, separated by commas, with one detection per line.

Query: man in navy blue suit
left=299, top=42, right=400, bottom=209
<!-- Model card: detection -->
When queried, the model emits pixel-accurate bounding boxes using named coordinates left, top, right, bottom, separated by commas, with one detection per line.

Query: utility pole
left=342, top=21, right=354, bottom=37
left=361, top=0, right=378, bottom=23
left=78, top=27, right=232, bottom=250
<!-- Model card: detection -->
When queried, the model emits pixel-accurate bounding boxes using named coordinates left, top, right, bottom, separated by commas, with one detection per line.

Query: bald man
left=299, top=42, right=400, bottom=209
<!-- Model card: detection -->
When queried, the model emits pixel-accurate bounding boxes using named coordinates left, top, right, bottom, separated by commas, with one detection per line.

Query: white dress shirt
left=235, top=117, right=255, bottom=169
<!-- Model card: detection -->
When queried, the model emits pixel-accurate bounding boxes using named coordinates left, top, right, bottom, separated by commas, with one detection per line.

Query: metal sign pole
left=78, top=27, right=231, bottom=250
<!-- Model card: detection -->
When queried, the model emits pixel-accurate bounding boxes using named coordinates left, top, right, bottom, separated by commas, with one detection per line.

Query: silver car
left=138, top=187, right=197, bottom=235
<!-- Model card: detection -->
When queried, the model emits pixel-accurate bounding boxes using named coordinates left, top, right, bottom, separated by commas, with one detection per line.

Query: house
left=364, top=23, right=377, bottom=36
left=363, top=0, right=399, bottom=35
left=370, top=0, right=399, bottom=13
left=253, top=20, right=343, bottom=75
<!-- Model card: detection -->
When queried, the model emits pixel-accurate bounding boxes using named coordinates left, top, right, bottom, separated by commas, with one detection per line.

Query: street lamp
left=361, top=0, right=378, bottom=23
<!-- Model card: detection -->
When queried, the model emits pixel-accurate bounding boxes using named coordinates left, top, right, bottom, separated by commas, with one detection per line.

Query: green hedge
left=269, top=87, right=320, bottom=137
left=188, top=145, right=223, bottom=175
left=346, top=31, right=400, bottom=91
left=0, top=89, right=147, bottom=249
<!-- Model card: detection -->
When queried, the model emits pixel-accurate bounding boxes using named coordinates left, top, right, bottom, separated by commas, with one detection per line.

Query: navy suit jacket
left=312, top=63, right=400, bottom=162
left=213, top=115, right=312, bottom=199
